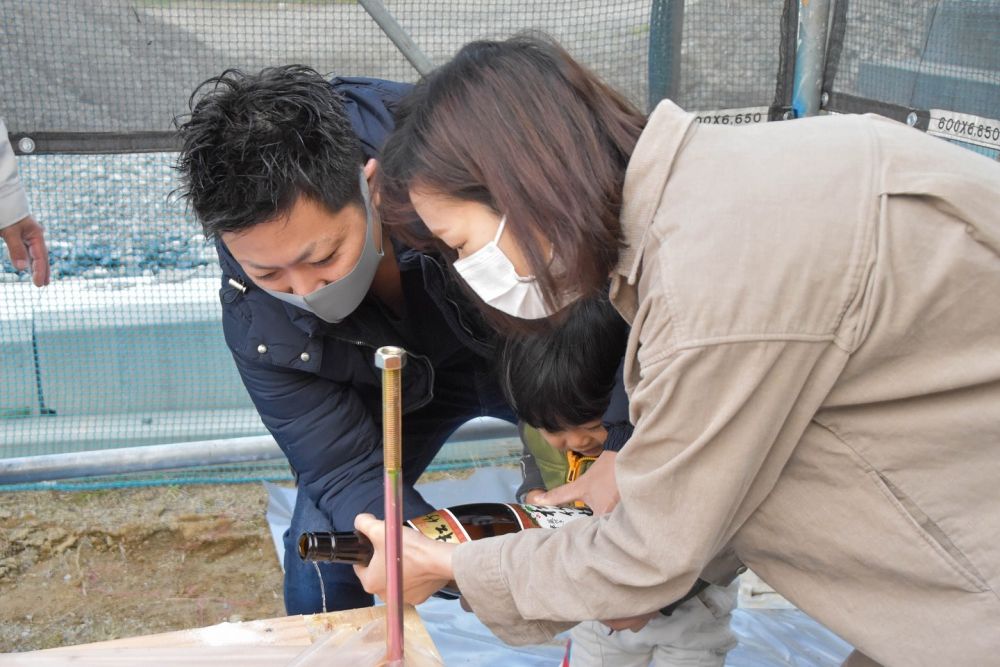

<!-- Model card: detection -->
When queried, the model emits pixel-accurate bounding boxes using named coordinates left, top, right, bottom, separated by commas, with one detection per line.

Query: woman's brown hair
left=377, top=34, right=646, bottom=327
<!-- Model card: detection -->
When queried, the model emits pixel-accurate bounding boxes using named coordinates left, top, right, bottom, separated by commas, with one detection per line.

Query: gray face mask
left=263, top=173, right=384, bottom=323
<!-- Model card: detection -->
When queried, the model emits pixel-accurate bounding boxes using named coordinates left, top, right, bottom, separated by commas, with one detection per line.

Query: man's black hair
left=174, top=65, right=363, bottom=238
left=498, top=294, right=628, bottom=432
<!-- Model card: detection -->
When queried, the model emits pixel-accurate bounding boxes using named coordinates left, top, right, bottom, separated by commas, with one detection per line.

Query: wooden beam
left=3, top=605, right=441, bottom=665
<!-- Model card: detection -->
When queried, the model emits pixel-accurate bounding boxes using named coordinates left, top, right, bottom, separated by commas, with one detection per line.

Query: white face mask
left=262, top=173, right=384, bottom=323
left=452, top=216, right=569, bottom=320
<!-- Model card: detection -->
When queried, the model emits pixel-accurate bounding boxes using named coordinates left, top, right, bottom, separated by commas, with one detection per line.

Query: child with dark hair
left=499, top=295, right=632, bottom=511
left=499, top=295, right=737, bottom=667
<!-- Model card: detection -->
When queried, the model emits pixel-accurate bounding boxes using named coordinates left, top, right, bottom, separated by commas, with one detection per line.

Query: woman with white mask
left=357, top=35, right=1000, bottom=667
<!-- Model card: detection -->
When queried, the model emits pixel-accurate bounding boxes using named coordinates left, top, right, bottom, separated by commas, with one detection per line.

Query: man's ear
left=364, top=158, right=384, bottom=254
left=363, top=158, right=378, bottom=195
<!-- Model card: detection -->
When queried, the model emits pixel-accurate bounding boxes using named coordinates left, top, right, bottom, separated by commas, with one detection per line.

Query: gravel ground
left=3, top=152, right=211, bottom=280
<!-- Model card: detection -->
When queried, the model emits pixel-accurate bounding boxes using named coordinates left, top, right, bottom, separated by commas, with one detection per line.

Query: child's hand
left=535, top=451, right=620, bottom=515
left=601, top=610, right=658, bottom=633
left=523, top=488, right=547, bottom=505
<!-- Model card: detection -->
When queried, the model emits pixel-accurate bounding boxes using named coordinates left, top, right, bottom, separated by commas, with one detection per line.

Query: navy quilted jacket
left=214, top=77, right=502, bottom=529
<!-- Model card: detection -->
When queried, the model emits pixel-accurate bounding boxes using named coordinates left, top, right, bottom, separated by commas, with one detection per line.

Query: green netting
left=2, top=0, right=997, bottom=488
left=0, top=462, right=296, bottom=492
left=0, top=452, right=522, bottom=492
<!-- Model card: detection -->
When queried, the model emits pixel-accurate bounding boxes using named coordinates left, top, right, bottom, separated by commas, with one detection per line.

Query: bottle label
left=520, top=504, right=592, bottom=530
left=406, top=503, right=593, bottom=544
left=407, top=510, right=468, bottom=543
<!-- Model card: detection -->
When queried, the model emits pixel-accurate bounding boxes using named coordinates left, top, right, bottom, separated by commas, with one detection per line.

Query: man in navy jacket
left=175, top=66, right=514, bottom=613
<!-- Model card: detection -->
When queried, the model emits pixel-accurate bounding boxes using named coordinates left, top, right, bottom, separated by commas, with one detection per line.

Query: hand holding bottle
left=353, top=512, right=457, bottom=605
left=304, top=502, right=592, bottom=600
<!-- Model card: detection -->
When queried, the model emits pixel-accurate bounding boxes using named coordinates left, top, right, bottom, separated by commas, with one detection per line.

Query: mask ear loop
left=493, top=215, right=508, bottom=245
left=495, top=215, right=545, bottom=284
left=501, top=213, right=555, bottom=268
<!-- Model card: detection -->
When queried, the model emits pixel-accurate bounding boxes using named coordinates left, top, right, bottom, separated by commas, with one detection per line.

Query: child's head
left=499, top=295, right=628, bottom=455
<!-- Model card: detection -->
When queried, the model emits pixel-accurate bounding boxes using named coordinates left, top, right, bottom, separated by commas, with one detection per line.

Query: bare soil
left=0, top=483, right=287, bottom=653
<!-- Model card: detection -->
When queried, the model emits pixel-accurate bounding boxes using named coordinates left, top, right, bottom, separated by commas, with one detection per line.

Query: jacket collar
left=611, top=100, right=696, bottom=321
left=615, top=100, right=697, bottom=286
left=216, top=236, right=251, bottom=285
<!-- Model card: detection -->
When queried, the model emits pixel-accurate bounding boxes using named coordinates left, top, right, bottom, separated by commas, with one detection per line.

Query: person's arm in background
left=0, top=118, right=49, bottom=286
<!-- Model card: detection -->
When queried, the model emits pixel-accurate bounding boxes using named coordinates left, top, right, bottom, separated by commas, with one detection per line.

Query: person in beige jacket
left=1, top=117, right=49, bottom=286
left=356, top=36, right=1000, bottom=666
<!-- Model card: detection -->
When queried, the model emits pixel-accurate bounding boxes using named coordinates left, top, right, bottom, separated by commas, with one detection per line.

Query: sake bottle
left=300, top=502, right=711, bottom=613
left=298, top=502, right=592, bottom=567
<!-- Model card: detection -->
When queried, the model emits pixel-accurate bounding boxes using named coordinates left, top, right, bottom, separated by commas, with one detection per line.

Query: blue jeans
left=282, top=368, right=515, bottom=614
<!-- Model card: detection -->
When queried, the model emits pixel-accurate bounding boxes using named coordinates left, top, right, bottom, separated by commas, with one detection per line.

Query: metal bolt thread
left=375, top=346, right=407, bottom=664
left=382, top=366, right=402, bottom=470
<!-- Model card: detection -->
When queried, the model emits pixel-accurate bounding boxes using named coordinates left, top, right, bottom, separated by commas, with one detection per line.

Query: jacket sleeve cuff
left=601, top=422, right=634, bottom=452
left=0, top=183, right=30, bottom=230
left=453, top=536, right=574, bottom=646
left=1, top=117, right=31, bottom=230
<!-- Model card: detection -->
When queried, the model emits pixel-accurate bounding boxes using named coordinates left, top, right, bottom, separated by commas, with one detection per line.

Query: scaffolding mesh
left=667, top=0, right=786, bottom=114
left=2, top=0, right=996, bottom=487
left=825, top=0, right=1000, bottom=158
left=1, top=0, right=659, bottom=486
left=1, top=0, right=652, bottom=140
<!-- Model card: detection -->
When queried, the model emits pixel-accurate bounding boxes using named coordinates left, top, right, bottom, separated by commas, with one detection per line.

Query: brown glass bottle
left=297, top=530, right=374, bottom=565
left=298, top=502, right=710, bottom=613
left=298, top=502, right=591, bottom=565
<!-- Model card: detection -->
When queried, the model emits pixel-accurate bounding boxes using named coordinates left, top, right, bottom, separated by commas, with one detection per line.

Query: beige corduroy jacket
left=452, top=101, right=1000, bottom=666
left=0, top=118, right=31, bottom=230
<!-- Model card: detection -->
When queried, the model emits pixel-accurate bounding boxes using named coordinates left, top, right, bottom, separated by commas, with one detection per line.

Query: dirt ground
left=0, top=483, right=288, bottom=653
